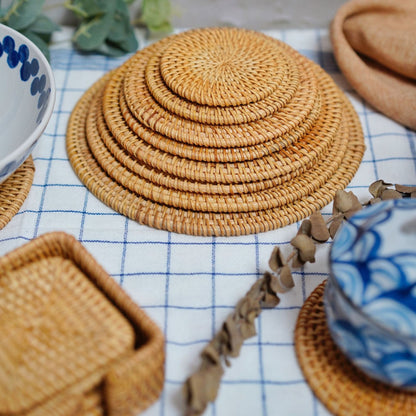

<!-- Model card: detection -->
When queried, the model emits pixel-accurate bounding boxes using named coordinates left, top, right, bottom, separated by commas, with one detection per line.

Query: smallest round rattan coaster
left=295, top=281, right=416, bottom=416
left=0, top=157, right=34, bottom=230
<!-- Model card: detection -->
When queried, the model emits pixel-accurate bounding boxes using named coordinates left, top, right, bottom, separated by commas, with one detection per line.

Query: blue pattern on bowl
left=325, top=198, right=416, bottom=388
left=0, top=34, right=51, bottom=124
left=0, top=24, right=55, bottom=185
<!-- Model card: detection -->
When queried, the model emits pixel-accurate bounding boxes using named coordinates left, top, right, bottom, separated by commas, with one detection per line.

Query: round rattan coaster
left=144, top=36, right=301, bottom=125
left=120, top=41, right=320, bottom=148
left=87, top=85, right=348, bottom=212
left=159, top=28, right=291, bottom=107
left=95, top=88, right=324, bottom=195
left=119, top=81, right=321, bottom=164
left=0, top=157, right=34, bottom=230
left=67, top=74, right=364, bottom=236
left=295, top=282, right=416, bottom=416
left=105, top=66, right=337, bottom=183
left=105, top=75, right=332, bottom=185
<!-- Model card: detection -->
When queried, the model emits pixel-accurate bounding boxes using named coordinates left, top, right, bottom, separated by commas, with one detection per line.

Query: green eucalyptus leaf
left=115, top=28, right=138, bottom=52
left=123, top=0, right=136, bottom=5
left=73, top=12, right=113, bottom=51
left=95, top=40, right=127, bottom=57
left=107, top=0, right=131, bottom=42
left=28, top=14, right=60, bottom=35
left=148, top=19, right=171, bottom=32
left=141, top=0, right=172, bottom=32
left=64, top=0, right=109, bottom=19
left=21, top=29, right=50, bottom=61
left=4, top=0, right=45, bottom=31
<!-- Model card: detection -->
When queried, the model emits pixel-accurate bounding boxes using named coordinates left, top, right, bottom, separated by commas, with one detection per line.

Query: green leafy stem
left=0, top=0, right=172, bottom=60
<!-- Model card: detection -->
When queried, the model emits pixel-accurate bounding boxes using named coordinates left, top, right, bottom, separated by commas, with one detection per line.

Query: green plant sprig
left=0, top=0, right=172, bottom=60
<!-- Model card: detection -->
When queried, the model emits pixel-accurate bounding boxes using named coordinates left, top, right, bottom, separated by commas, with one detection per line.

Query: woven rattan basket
left=0, top=232, right=165, bottom=416
left=67, top=27, right=365, bottom=236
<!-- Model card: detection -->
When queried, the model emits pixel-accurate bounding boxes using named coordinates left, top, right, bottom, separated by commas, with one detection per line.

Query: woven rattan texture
left=67, top=76, right=364, bottom=236
left=159, top=28, right=291, bottom=107
left=67, top=27, right=365, bottom=236
left=0, top=232, right=165, bottom=416
left=122, top=43, right=320, bottom=148
left=0, top=157, right=34, bottom=230
left=144, top=33, right=302, bottom=125
left=295, top=282, right=416, bottom=416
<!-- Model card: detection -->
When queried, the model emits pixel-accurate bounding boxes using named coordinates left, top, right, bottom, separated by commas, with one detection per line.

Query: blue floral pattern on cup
left=325, top=198, right=416, bottom=389
left=0, top=34, right=51, bottom=124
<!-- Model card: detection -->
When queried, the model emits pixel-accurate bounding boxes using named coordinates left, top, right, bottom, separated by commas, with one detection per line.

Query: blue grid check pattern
left=0, top=28, right=415, bottom=416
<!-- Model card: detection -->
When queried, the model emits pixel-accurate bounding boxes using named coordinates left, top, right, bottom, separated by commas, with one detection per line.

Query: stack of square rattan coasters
left=0, top=232, right=164, bottom=416
left=0, top=157, right=34, bottom=230
left=67, top=27, right=365, bottom=236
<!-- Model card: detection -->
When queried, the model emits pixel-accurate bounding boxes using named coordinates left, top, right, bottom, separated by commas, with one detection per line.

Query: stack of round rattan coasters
left=295, top=282, right=416, bottom=416
left=67, top=27, right=365, bottom=236
left=0, top=157, right=35, bottom=230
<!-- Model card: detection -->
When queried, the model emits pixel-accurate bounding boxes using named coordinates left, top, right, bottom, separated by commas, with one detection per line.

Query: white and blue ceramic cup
left=325, top=198, right=416, bottom=389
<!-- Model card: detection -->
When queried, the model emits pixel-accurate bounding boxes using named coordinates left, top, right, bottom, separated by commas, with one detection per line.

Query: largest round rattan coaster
left=295, top=282, right=416, bottom=416
left=0, top=157, right=34, bottom=230
left=67, top=74, right=364, bottom=236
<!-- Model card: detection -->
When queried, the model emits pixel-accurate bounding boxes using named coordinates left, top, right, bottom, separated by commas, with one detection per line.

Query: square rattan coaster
left=0, top=156, right=34, bottom=230
left=295, top=282, right=416, bottom=416
left=0, top=232, right=165, bottom=416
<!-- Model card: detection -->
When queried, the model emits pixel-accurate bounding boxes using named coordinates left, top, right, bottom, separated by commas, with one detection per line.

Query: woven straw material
left=122, top=41, right=320, bottom=149
left=119, top=81, right=321, bottom=164
left=67, top=27, right=365, bottom=236
left=0, top=232, right=165, bottom=416
left=0, top=157, right=34, bottom=230
left=106, top=67, right=338, bottom=184
left=146, top=45, right=299, bottom=125
left=295, top=282, right=416, bottom=416
left=143, top=32, right=303, bottom=125
left=87, top=84, right=348, bottom=213
left=67, top=73, right=364, bottom=236
left=94, top=88, right=327, bottom=196
left=99, top=74, right=340, bottom=187
left=159, top=27, right=294, bottom=107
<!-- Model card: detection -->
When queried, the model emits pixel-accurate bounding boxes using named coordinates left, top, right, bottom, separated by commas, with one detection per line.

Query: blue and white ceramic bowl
left=325, top=198, right=416, bottom=389
left=0, top=24, right=55, bottom=184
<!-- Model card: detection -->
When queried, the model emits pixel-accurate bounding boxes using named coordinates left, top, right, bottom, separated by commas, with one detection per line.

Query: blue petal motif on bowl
left=0, top=34, right=50, bottom=124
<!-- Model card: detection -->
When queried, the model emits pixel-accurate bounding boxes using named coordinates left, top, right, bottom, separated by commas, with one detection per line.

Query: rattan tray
left=0, top=232, right=165, bottom=416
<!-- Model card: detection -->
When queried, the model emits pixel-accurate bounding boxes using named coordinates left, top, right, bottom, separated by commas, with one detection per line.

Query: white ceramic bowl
left=0, top=24, right=55, bottom=184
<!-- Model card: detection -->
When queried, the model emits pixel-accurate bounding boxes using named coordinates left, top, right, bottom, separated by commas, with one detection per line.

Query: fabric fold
left=331, top=0, right=416, bottom=130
